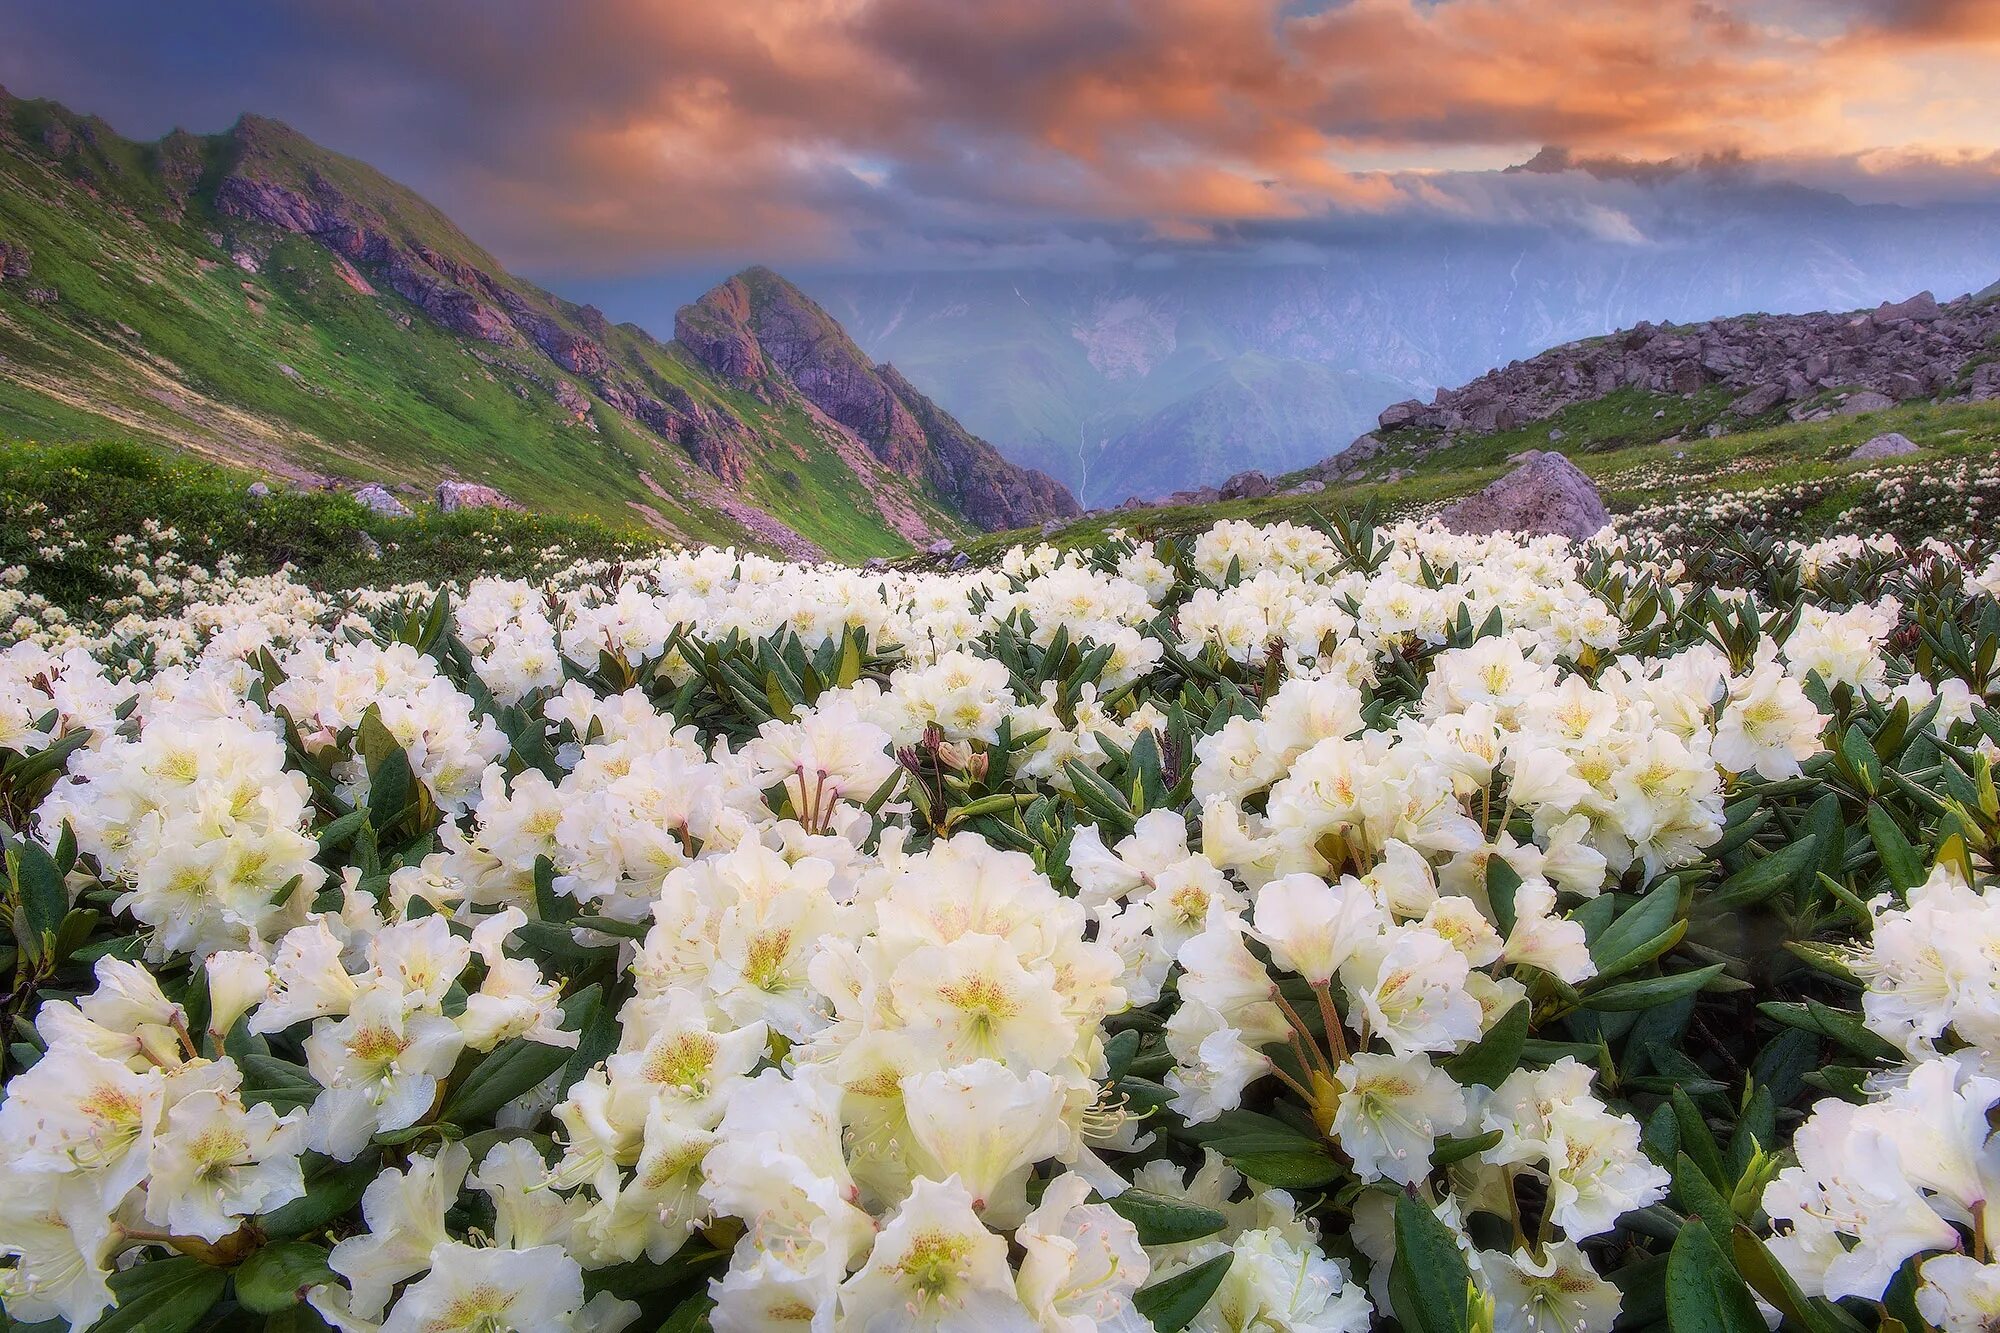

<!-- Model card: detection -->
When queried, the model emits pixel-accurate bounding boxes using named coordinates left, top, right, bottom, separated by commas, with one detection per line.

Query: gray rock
left=1378, top=399, right=1425, bottom=429
left=1838, top=391, right=1898, bottom=416
left=1285, top=479, right=1327, bottom=495
left=352, top=483, right=411, bottom=517
left=1219, top=469, right=1273, bottom=501
left=357, top=532, right=383, bottom=559
left=1731, top=382, right=1787, bottom=416
left=863, top=557, right=890, bottom=570
left=1040, top=519, right=1064, bottom=536
left=435, top=481, right=523, bottom=513
left=1885, top=372, right=1929, bottom=401
left=1872, top=291, right=1943, bottom=325
left=246, top=481, right=272, bottom=499
left=1438, top=451, right=1608, bottom=542
left=925, top=538, right=955, bottom=556
left=1846, top=432, right=1920, bottom=461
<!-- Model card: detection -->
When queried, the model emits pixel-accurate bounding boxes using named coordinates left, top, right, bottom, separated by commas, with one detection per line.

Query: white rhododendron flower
left=0, top=515, right=1995, bottom=1332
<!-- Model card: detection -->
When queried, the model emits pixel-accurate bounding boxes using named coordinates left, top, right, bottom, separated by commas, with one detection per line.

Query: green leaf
left=1671, top=1087, right=1730, bottom=1192
left=260, top=1155, right=380, bottom=1240
left=1389, top=1191, right=1472, bottom=1333
left=314, top=808, right=368, bottom=855
left=1588, top=878, right=1681, bottom=970
left=1443, top=1001, right=1528, bottom=1088
left=1486, top=855, right=1523, bottom=940
left=1673, top=1151, right=1735, bottom=1252
left=1666, top=1221, right=1765, bottom=1333
left=1709, top=836, right=1817, bottom=911
left=443, top=984, right=601, bottom=1123
left=234, top=1241, right=336, bottom=1313
left=1226, top=1150, right=1343, bottom=1189
left=1584, top=963, right=1725, bottom=1012
left=656, top=1292, right=717, bottom=1333
left=90, top=1257, right=229, bottom=1333
left=1107, top=1190, right=1229, bottom=1246
left=1866, top=805, right=1924, bottom=892
left=1431, top=1129, right=1503, bottom=1166
left=1133, top=1254, right=1231, bottom=1333
left=1755, top=999, right=1899, bottom=1062
left=10, top=840, right=68, bottom=943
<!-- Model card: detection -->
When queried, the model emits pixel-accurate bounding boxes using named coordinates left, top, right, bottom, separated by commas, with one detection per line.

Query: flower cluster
left=0, top=513, right=1996, bottom=1331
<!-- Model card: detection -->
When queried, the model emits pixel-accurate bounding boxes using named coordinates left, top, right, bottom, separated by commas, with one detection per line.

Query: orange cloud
left=11, top=0, right=2000, bottom=265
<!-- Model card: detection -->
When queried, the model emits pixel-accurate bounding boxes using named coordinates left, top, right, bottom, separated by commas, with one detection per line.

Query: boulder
left=1285, top=479, right=1327, bottom=496
left=1438, top=451, right=1608, bottom=542
left=0, top=239, right=29, bottom=279
left=246, top=481, right=272, bottom=499
left=925, top=538, right=955, bottom=556
left=351, top=483, right=411, bottom=517
left=1377, top=399, right=1425, bottom=430
left=1730, top=382, right=1786, bottom=416
left=1872, top=291, right=1943, bottom=325
left=1885, top=372, right=1930, bottom=401
left=1219, top=469, right=1273, bottom=501
left=1846, top=432, right=1920, bottom=461
left=1837, top=391, right=1898, bottom=416
left=434, top=481, right=523, bottom=513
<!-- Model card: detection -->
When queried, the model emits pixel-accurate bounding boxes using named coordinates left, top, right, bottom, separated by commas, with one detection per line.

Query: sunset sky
left=7, top=0, right=2000, bottom=275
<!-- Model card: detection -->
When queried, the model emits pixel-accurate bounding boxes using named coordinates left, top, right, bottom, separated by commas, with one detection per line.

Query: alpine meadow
left=6, top=5, right=2000, bottom=1333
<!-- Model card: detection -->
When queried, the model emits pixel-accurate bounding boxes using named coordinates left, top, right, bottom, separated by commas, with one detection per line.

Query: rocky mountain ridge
left=1314, top=286, right=2000, bottom=479
left=0, top=89, right=1073, bottom=557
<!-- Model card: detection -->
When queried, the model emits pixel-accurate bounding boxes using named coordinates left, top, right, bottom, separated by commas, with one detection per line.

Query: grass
left=0, top=438, right=653, bottom=618
left=956, top=395, right=2000, bottom=559
left=0, top=92, right=967, bottom=563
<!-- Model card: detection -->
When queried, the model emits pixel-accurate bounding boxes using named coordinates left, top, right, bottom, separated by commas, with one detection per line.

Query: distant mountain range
left=806, top=173, right=2000, bottom=505
left=0, top=89, right=1073, bottom=559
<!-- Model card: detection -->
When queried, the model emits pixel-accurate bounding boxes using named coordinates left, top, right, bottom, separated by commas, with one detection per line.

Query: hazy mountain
left=803, top=170, right=2000, bottom=505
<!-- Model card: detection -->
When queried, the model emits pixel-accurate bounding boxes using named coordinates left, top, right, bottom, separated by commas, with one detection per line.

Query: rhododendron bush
left=2, top=516, right=1999, bottom=1333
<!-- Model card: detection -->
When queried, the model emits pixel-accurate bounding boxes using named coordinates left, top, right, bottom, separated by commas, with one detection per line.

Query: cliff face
left=677, top=268, right=1079, bottom=527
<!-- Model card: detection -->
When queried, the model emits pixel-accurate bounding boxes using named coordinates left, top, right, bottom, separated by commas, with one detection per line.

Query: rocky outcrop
left=1438, top=452, right=1609, bottom=542
left=1848, top=432, right=1920, bottom=461
left=1219, top=470, right=1274, bottom=500
left=679, top=269, right=1079, bottom=530
left=0, top=239, right=28, bottom=279
left=673, top=278, right=766, bottom=383
left=435, top=481, right=523, bottom=513
left=1361, top=288, right=2000, bottom=450
left=880, top=364, right=1080, bottom=528
left=351, top=483, right=410, bottom=517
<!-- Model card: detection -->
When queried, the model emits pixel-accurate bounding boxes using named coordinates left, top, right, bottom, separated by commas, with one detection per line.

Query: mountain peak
left=676, top=267, right=1077, bottom=528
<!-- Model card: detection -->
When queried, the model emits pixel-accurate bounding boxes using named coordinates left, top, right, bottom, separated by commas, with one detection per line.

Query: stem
left=1313, top=981, right=1348, bottom=1065
left=1266, top=1061, right=1319, bottom=1105
left=1271, top=987, right=1334, bottom=1077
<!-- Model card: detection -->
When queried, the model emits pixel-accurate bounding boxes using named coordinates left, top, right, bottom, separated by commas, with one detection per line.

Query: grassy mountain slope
left=0, top=90, right=1071, bottom=560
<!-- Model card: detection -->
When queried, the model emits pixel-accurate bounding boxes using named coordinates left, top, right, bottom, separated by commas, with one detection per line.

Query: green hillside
left=0, top=91, right=1076, bottom=561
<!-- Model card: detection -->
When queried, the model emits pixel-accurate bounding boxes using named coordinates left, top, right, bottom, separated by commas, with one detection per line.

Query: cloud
left=4, top=0, right=2000, bottom=270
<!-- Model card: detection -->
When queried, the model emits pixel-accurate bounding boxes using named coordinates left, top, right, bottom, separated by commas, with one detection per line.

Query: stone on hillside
left=1847, top=432, right=1920, bottom=461
left=1885, top=372, right=1929, bottom=401
left=1872, top=291, right=1943, bottom=325
left=352, top=483, right=410, bottom=517
left=0, top=239, right=29, bottom=279
left=246, top=481, right=271, bottom=499
left=1838, top=391, right=1897, bottom=416
left=1438, top=451, right=1609, bottom=542
left=1378, top=399, right=1425, bottom=429
left=925, top=538, right=955, bottom=556
left=1219, top=469, right=1273, bottom=500
left=435, top=481, right=523, bottom=513
left=1285, top=479, right=1326, bottom=495
left=1728, top=378, right=1792, bottom=410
